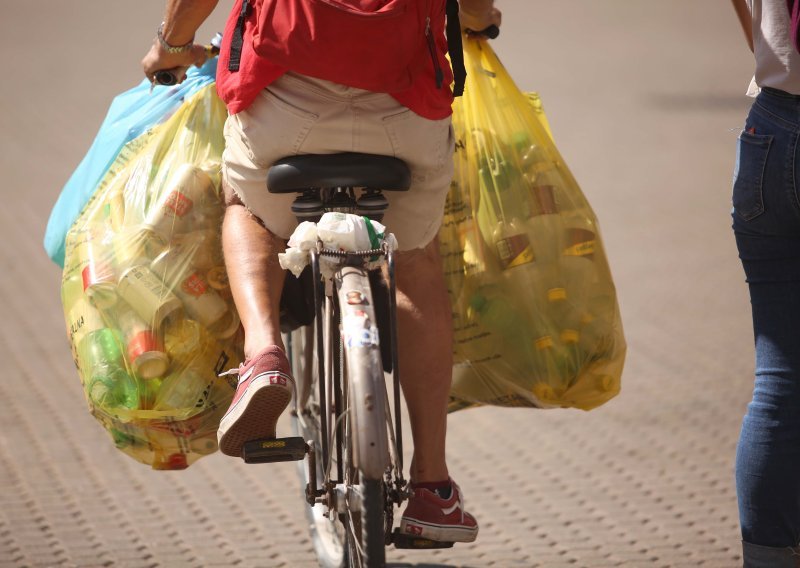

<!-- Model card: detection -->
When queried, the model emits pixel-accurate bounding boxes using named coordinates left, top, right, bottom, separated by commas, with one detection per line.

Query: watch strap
left=157, top=22, right=194, bottom=54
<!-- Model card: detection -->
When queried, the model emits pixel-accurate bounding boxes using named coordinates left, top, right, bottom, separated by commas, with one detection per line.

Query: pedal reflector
left=392, top=529, right=455, bottom=549
left=242, top=437, right=307, bottom=464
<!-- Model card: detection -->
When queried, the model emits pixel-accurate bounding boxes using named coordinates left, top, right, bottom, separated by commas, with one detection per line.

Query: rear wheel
left=289, top=321, right=346, bottom=567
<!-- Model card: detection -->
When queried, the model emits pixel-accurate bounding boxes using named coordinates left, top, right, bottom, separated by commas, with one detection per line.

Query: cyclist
left=142, top=0, right=501, bottom=543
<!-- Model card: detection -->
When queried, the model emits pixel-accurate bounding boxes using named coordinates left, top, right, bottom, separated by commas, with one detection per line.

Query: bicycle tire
left=289, top=323, right=347, bottom=568
left=360, top=478, right=386, bottom=568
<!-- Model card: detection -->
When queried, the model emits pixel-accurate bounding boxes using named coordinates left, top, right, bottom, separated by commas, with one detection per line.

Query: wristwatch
left=157, top=22, right=194, bottom=54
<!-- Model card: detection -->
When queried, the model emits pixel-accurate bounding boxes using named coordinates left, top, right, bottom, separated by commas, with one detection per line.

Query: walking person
left=731, top=1, right=800, bottom=565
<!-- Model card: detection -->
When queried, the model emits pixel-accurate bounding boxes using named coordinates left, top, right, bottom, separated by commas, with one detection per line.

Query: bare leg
left=222, top=183, right=286, bottom=360
left=395, top=238, right=453, bottom=483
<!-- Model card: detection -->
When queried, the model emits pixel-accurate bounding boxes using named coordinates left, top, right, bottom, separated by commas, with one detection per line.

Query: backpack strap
left=228, top=0, right=250, bottom=72
left=446, top=0, right=467, bottom=97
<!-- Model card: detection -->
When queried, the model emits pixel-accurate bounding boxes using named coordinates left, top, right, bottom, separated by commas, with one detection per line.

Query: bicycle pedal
left=242, top=437, right=308, bottom=464
left=392, top=529, right=455, bottom=549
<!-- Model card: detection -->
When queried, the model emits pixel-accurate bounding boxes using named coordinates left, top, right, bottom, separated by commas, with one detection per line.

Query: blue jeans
left=733, top=87, right=800, bottom=567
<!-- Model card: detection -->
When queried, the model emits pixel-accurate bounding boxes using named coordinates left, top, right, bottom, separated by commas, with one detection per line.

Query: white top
left=748, top=0, right=800, bottom=95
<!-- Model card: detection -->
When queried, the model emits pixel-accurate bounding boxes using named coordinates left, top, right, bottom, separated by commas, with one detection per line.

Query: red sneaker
left=399, top=479, right=479, bottom=543
left=217, top=345, right=294, bottom=457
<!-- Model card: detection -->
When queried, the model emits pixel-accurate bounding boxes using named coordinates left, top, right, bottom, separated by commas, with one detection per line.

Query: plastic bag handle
left=466, top=25, right=500, bottom=39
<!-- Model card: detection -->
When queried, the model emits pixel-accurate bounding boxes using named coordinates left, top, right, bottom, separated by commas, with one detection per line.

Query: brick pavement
left=1, top=1, right=757, bottom=566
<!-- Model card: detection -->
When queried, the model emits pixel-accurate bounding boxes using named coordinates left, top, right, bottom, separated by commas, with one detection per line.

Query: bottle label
left=68, top=299, right=106, bottom=347
left=564, top=228, right=596, bottom=257
left=164, top=190, right=194, bottom=218
left=563, top=240, right=595, bottom=257
left=181, top=273, right=209, bottom=298
left=496, top=234, right=534, bottom=269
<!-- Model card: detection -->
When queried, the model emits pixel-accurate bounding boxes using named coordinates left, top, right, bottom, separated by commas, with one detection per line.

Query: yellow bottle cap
left=561, top=329, right=579, bottom=344
left=532, top=383, right=555, bottom=401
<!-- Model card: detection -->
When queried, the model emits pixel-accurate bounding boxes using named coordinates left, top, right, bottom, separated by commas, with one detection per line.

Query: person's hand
left=459, top=0, right=501, bottom=34
left=141, top=37, right=207, bottom=85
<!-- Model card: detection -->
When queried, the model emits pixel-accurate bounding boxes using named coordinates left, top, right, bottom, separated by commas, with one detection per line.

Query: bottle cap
left=206, top=266, right=229, bottom=292
left=132, top=351, right=170, bottom=380
left=561, top=329, right=580, bottom=344
left=210, top=309, right=240, bottom=340
left=128, top=330, right=169, bottom=379
left=532, top=383, right=555, bottom=401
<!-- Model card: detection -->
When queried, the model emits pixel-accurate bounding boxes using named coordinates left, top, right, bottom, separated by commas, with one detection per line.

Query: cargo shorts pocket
left=235, top=89, right=320, bottom=169
left=732, top=130, right=772, bottom=222
left=382, top=110, right=453, bottom=177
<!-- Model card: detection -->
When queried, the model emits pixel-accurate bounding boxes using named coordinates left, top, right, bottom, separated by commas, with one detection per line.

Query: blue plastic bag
left=44, top=59, right=219, bottom=267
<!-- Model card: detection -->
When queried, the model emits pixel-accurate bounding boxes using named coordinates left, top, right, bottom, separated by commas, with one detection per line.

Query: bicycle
left=238, top=153, right=453, bottom=567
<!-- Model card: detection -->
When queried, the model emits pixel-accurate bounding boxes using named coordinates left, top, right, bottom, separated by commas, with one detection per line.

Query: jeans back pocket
left=733, top=130, right=773, bottom=221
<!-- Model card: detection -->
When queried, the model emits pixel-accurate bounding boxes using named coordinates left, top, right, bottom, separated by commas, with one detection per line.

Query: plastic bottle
left=67, top=297, right=139, bottom=410
left=116, top=301, right=170, bottom=380
left=529, top=335, right=564, bottom=405
left=172, top=228, right=222, bottom=271
left=74, top=227, right=118, bottom=310
left=144, top=164, right=219, bottom=240
left=525, top=181, right=564, bottom=266
left=206, top=266, right=232, bottom=298
left=151, top=247, right=239, bottom=339
left=158, top=319, right=235, bottom=413
left=559, top=212, right=598, bottom=311
left=113, top=225, right=167, bottom=272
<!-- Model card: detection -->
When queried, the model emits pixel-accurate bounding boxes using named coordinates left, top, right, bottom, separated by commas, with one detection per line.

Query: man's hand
left=142, top=39, right=208, bottom=85
left=141, top=0, right=219, bottom=84
left=459, top=0, right=501, bottom=34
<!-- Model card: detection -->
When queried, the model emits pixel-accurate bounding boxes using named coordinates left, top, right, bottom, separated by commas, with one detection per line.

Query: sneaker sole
left=399, top=518, right=479, bottom=543
left=217, top=375, right=292, bottom=457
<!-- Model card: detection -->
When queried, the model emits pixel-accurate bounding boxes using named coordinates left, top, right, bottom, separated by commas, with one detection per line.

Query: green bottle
left=80, top=327, right=139, bottom=410
left=69, top=297, right=139, bottom=411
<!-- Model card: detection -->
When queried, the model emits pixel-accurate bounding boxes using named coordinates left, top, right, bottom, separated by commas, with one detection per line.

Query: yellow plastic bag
left=61, top=84, right=244, bottom=469
left=441, top=40, right=626, bottom=412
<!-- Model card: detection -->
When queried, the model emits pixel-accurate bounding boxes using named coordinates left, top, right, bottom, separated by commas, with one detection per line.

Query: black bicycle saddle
left=267, top=153, right=411, bottom=193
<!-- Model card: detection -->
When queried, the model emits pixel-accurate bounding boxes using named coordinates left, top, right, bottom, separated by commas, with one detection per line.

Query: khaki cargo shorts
left=222, top=72, right=454, bottom=251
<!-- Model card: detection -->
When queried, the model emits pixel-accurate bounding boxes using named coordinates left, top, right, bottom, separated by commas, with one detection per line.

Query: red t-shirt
left=216, top=0, right=455, bottom=120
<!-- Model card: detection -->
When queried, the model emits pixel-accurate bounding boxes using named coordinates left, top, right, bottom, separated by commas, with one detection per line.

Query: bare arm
left=731, top=0, right=754, bottom=52
left=141, top=0, right=219, bottom=82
